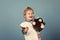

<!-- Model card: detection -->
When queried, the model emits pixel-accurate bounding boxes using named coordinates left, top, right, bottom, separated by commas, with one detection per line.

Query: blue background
left=0, top=0, right=60, bottom=40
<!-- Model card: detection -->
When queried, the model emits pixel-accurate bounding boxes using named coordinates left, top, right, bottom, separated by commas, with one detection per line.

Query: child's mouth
left=29, top=16, right=33, bottom=18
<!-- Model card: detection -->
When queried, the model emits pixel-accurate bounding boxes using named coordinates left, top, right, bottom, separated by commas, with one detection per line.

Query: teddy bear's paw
left=39, top=19, right=42, bottom=22
left=41, top=24, right=44, bottom=28
left=33, top=21, right=36, bottom=25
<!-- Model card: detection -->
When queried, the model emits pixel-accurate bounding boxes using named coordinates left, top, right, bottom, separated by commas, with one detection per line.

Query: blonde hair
left=24, top=7, right=34, bottom=16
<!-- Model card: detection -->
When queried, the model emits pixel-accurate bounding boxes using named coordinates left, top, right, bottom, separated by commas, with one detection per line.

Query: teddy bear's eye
left=39, top=19, right=42, bottom=22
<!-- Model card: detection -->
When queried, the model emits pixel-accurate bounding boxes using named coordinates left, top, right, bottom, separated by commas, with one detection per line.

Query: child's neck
left=25, top=19, right=33, bottom=22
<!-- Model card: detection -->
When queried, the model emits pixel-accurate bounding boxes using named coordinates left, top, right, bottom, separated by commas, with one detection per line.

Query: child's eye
left=32, top=13, right=34, bottom=14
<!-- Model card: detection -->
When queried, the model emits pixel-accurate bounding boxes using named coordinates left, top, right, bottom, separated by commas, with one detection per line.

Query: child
left=20, top=7, right=44, bottom=40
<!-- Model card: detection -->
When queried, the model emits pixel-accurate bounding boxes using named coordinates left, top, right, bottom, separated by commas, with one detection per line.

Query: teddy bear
left=32, top=17, right=45, bottom=32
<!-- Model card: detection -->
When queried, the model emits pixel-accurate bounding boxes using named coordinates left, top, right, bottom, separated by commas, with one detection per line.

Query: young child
left=20, top=7, right=44, bottom=40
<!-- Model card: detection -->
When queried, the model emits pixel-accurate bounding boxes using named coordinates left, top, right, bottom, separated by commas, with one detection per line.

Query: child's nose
left=30, top=13, right=33, bottom=16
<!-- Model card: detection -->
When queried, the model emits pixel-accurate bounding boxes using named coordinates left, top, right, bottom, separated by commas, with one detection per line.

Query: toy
left=32, top=17, right=45, bottom=32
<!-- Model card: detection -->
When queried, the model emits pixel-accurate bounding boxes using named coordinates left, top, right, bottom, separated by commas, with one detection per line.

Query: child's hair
left=24, top=7, right=34, bottom=16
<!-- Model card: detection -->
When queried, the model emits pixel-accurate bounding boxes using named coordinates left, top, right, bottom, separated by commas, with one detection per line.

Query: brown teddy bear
left=32, top=17, right=45, bottom=32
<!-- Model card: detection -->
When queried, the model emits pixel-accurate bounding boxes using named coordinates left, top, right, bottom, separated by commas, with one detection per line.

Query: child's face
left=24, top=10, right=34, bottom=21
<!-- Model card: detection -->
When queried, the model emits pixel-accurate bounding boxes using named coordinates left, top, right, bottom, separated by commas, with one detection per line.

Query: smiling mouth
left=29, top=16, right=33, bottom=18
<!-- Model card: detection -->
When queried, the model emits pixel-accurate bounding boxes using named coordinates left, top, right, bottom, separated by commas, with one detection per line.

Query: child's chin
left=29, top=18, right=33, bottom=20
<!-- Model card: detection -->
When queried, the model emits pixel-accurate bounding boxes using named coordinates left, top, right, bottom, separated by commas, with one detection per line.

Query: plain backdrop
left=0, top=0, right=60, bottom=40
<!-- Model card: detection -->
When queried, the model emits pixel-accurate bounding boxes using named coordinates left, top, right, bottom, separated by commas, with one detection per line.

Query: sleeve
left=20, top=22, right=27, bottom=34
left=20, top=21, right=34, bottom=35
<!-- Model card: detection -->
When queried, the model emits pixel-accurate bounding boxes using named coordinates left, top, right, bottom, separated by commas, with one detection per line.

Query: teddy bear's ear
left=38, top=19, right=42, bottom=22
left=33, top=21, right=36, bottom=25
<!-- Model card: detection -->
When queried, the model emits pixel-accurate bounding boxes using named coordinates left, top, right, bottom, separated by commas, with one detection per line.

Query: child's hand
left=24, top=27, right=29, bottom=33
